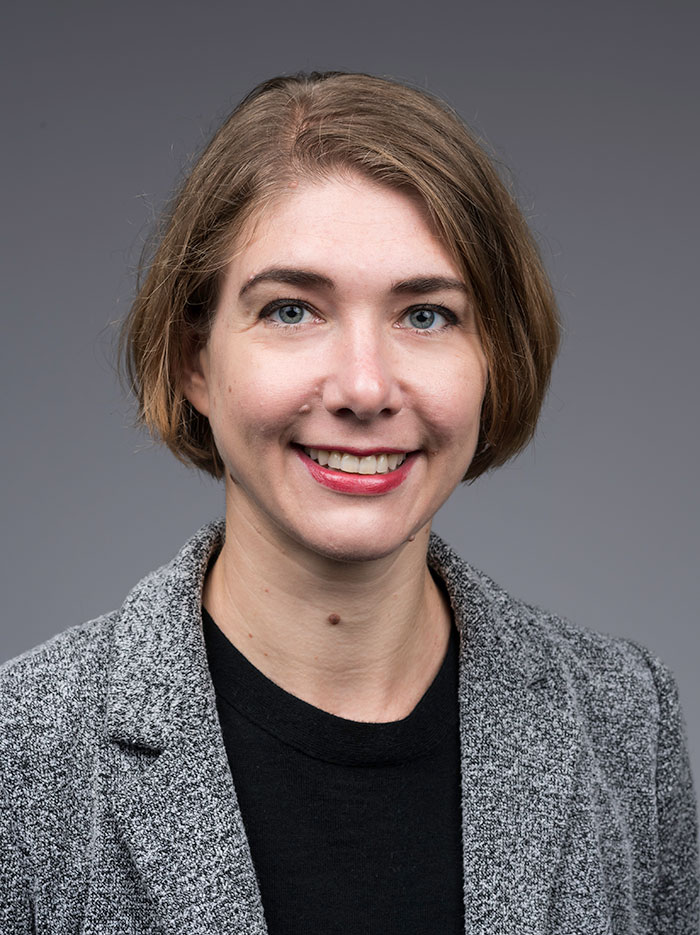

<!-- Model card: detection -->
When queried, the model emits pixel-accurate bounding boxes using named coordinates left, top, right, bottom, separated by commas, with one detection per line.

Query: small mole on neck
left=327, top=613, right=341, bottom=625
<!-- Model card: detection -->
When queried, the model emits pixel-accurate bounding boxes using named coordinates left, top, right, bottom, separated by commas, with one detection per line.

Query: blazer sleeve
left=0, top=806, right=33, bottom=932
left=635, top=645, right=700, bottom=933
left=0, top=672, right=35, bottom=933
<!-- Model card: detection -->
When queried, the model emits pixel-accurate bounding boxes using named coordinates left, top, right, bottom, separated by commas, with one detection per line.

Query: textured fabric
left=0, top=518, right=698, bottom=933
left=202, top=604, right=465, bottom=934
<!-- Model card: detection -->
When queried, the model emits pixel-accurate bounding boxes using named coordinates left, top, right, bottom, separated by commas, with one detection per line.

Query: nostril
left=319, top=353, right=404, bottom=420
left=332, top=406, right=395, bottom=422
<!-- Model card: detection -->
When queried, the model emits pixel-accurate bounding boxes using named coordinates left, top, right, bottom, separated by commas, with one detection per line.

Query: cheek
left=414, top=351, right=487, bottom=444
left=210, top=350, right=311, bottom=443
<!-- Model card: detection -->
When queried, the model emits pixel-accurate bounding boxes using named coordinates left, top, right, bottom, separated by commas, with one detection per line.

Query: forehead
left=227, top=173, right=462, bottom=290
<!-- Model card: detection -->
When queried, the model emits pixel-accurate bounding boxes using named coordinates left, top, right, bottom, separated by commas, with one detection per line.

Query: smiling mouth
left=301, top=446, right=408, bottom=475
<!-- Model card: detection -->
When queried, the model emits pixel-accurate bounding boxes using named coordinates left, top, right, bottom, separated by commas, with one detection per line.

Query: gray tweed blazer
left=1, top=520, right=698, bottom=934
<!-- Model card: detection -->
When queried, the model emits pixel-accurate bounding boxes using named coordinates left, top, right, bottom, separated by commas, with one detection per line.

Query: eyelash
left=258, top=298, right=459, bottom=334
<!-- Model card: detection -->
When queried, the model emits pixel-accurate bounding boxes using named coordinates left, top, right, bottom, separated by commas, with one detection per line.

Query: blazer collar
left=97, top=520, right=580, bottom=934
left=104, top=519, right=226, bottom=750
left=426, top=532, right=555, bottom=688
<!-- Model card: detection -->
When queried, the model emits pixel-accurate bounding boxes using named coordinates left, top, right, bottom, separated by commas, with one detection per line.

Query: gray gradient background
left=3, top=1, right=699, bottom=782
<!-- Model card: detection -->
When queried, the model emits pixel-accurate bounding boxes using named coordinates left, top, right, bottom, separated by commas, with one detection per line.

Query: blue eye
left=269, top=303, right=311, bottom=325
left=405, top=307, right=448, bottom=330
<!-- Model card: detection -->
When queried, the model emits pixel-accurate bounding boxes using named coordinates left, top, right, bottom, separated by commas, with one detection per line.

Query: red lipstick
left=295, top=448, right=416, bottom=495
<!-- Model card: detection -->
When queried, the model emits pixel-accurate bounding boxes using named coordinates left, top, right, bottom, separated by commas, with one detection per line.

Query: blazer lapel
left=429, top=536, right=581, bottom=935
left=100, top=520, right=269, bottom=934
left=106, top=731, right=267, bottom=933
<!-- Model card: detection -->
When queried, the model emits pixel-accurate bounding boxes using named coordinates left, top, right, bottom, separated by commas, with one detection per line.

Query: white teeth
left=340, top=454, right=360, bottom=473
left=302, top=447, right=407, bottom=474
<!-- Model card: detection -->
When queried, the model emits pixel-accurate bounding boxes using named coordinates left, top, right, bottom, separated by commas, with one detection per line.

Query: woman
left=1, top=71, right=697, bottom=934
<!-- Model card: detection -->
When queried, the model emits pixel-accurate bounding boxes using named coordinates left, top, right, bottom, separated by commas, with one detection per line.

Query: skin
left=183, top=171, right=488, bottom=722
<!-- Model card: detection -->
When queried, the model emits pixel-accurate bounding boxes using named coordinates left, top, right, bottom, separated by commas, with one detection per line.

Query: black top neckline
left=202, top=605, right=459, bottom=766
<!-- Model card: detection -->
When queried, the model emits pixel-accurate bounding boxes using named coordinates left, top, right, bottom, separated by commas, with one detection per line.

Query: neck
left=203, top=505, right=452, bottom=723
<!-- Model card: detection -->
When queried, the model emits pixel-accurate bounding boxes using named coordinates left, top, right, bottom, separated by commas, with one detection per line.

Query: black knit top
left=203, top=604, right=465, bottom=935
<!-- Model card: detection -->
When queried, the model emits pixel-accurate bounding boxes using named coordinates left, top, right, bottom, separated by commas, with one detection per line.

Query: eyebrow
left=238, top=267, right=469, bottom=299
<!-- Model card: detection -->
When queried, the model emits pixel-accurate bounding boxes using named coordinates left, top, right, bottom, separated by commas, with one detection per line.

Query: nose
left=321, top=321, right=403, bottom=421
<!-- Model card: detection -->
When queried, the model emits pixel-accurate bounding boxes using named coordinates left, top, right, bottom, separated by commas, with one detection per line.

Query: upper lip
left=296, top=444, right=412, bottom=456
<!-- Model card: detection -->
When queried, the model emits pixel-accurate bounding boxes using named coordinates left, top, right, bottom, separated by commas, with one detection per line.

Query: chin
left=295, top=526, right=414, bottom=564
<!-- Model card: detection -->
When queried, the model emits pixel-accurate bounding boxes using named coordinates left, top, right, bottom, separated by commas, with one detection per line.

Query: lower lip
left=295, top=448, right=417, bottom=495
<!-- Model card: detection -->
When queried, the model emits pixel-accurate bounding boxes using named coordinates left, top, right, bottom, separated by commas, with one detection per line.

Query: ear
left=181, top=342, right=211, bottom=418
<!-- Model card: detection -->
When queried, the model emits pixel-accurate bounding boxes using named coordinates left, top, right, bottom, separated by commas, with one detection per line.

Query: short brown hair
left=119, top=71, right=559, bottom=482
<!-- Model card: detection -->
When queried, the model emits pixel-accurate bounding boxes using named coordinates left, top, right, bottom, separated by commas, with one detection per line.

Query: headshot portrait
left=2, top=2, right=698, bottom=932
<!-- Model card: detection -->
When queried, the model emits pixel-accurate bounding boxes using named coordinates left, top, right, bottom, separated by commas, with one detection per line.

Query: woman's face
left=184, top=172, right=488, bottom=562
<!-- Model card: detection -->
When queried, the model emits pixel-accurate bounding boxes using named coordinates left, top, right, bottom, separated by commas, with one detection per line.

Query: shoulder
left=0, top=520, right=225, bottom=748
left=0, top=613, right=118, bottom=767
left=1, top=611, right=117, bottom=692
left=514, top=578, right=673, bottom=726
left=531, top=607, right=672, bottom=751
left=534, top=605, right=663, bottom=701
